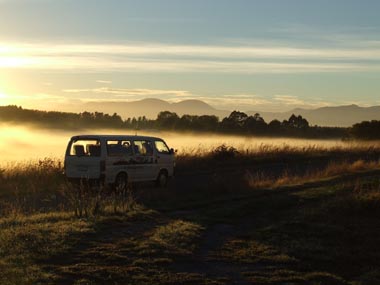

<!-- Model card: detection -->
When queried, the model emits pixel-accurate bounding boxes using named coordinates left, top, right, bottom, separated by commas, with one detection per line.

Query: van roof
left=70, top=135, right=164, bottom=141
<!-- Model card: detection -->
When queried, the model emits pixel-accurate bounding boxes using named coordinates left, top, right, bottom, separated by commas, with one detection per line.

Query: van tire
left=156, top=170, right=168, bottom=188
left=115, top=172, right=128, bottom=193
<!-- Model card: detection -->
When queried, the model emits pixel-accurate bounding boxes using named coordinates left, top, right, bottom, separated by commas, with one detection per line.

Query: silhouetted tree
left=244, top=113, right=267, bottom=134
left=284, top=114, right=309, bottom=129
left=268, top=119, right=282, bottom=133
left=197, top=115, right=219, bottom=131
left=221, top=111, right=248, bottom=132
left=156, top=111, right=180, bottom=129
left=350, top=120, right=380, bottom=140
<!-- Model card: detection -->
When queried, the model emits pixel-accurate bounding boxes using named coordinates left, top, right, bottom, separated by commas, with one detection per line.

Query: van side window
left=154, top=140, right=170, bottom=154
left=133, top=140, right=153, bottom=156
left=70, top=139, right=101, bottom=157
left=107, top=140, right=133, bottom=157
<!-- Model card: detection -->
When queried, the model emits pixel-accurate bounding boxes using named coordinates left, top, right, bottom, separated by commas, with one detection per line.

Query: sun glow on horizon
left=0, top=91, right=13, bottom=106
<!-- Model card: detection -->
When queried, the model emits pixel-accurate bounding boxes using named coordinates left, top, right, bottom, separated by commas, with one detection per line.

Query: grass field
left=1, top=145, right=380, bottom=284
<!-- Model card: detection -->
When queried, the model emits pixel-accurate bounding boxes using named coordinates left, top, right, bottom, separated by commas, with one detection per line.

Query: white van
left=64, top=135, right=175, bottom=188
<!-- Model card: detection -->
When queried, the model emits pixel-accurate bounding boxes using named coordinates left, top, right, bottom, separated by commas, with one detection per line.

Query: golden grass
left=212, top=239, right=295, bottom=264
left=150, top=220, right=204, bottom=255
left=247, top=159, right=380, bottom=189
left=0, top=143, right=379, bottom=216
left=177, top=141, right=380, bottom=156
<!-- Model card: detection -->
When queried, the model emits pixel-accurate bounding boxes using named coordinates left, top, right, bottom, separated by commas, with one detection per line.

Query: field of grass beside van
left=1, top=144, right=380, bottom=283
left=176, top=143, right=380, bottom=169
left=247, top=159, right=380, bottom=189
left=0, top=158, right=66, bottom=215
left=1, top=144, right=380, bottom=216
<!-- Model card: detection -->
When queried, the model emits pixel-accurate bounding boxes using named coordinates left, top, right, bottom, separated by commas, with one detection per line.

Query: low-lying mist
left=0, top=123, right=377, bottom=166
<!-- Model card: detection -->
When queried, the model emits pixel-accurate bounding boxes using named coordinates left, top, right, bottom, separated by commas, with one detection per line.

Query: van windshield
left=70, top=139, right=101, bottom=157
left=154, top=140, right=170, bottom=154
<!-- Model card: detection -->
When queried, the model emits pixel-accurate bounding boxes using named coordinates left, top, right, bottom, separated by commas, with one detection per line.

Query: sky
left=0, top=0, right=380, bottom=112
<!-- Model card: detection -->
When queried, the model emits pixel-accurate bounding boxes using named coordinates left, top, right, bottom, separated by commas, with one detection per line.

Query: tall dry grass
left=0, top=157, right=138, bottom=218
left=247, top=159, right=380, bottom=189
left=0, top=158, right=65, bottom=215
left=1, top=143, right=380, bottom=216
left=176, top=143, right=380, bottom=168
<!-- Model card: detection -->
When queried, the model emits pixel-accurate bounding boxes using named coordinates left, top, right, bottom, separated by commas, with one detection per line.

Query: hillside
left=250, top=104, right=380, bottom=127
left=80, top=99, right=380, bottom=127
left=84, top=98, right=229, bottom=119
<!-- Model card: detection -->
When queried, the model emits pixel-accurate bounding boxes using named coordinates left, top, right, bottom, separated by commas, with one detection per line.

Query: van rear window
left=70, top=139, right=101, bottom=157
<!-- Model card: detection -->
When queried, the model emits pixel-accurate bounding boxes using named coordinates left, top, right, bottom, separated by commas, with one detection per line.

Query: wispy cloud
left=1, top=41, right=380, bottom=73
left=192, top=94, right=273, bottom=110
left=2, top=42, right=380, bottom=59
left=274, top=95, right=306, bottom=106
left=96, top=80, right=112, bottom=84
left=196, top=94, right=333, bottom=112
left=63, top=87, right=190, bottom=99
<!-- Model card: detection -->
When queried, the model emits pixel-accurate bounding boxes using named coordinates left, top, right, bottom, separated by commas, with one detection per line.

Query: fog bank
left=0, top=124, right=366, bottom=166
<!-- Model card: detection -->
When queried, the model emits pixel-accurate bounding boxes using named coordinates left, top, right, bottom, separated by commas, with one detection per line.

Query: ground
left=1, top=154, right=380, bottom=285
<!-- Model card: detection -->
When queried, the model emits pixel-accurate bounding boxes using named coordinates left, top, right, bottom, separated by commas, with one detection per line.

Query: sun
left=0, top=92, right=12, bottom=106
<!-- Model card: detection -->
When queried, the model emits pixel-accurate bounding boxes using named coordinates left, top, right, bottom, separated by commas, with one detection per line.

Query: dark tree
left=156, top=111, right=180, bottom=129
left=284, top=114, right=309, bottom=129
left=244, top=113, right=267, bottom=134
left=350, top=120, right=380, bottom=140
left=221, top=111, right=248, bottom=132
left=268, top=119, right=282, bottom=133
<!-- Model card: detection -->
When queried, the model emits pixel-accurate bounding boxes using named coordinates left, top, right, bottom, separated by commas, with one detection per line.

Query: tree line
left=153, top=111, right=346, bottom=139
left=1, top=105, right=379, bottom=140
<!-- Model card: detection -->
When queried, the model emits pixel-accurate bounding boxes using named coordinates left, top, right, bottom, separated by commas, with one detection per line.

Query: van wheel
left=156, top=171, right=168, bottom=188
left=115, top=172, right=128, bottom=193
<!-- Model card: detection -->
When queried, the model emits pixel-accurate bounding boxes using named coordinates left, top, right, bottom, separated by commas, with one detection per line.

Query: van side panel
left=104, top=138, right=136, bottom=184
left=132, top=139, right=158, bottom=181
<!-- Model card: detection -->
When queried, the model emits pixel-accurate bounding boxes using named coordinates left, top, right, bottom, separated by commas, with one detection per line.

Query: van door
left=132, top=139, right=156, bottom=181
left=105, top=139, right=136, bottom=183
left=153, top=139, right=174, bottom=177
left=65, top=138, right=102, bottom=179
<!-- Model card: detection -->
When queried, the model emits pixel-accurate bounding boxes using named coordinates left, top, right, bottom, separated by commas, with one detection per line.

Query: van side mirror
left=169, top=148, right=177, bottom=154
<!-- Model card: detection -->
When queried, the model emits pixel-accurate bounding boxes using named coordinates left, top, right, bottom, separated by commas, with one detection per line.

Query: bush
left=211, top=144, right=239, bottom=160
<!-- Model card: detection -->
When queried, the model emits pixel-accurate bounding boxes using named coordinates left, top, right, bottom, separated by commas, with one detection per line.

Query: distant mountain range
left=83, top=98, right=228, bottom=119
left=81, top=98, right=380, bottom=127
left=253, top=105, right=380, bottom=127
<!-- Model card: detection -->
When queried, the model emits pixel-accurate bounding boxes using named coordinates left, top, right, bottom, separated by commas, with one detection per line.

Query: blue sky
left=0, top=0, right=380, bottom=112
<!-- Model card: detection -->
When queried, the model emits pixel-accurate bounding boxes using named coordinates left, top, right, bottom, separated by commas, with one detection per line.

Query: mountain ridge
left=80, top=98, right=380, bottom=127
